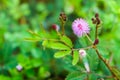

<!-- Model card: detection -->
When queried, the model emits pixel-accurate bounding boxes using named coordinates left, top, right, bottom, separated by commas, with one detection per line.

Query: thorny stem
left=93, top=47, right=116, bottom=79
left=91, top=15, right=117, bottom=79
left=85, top=32, right=117, bottom=79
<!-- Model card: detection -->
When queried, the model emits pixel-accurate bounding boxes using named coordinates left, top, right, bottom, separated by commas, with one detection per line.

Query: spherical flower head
left=72, top=18, right=90, bottom=37
left=79, top=49, right=87, bottom=58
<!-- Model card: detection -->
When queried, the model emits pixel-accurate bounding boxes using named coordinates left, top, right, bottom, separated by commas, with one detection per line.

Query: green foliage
left=111, top=67, right=120, bottom=79
left=72, top=50, right=79, bottom=65
left=60, top=35, right=73, bottom=48
left=54, top=50, right=71, bottom=58
left=0, top=0, right=120, bottom=80
left=0, top=75, right=11, bottom=80
left=88, top=73, right=98, bottom=80
left=65, top=71, right=87, bottom=80
left=42, top=40, right=70, bottom=50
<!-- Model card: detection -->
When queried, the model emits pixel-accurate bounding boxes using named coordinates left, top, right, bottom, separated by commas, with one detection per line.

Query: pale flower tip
left=16, top=64, right=23, bottom=71
left=84, top=62, right=90, bottom=73
left=79, top=49, right=87, bottom=58
left=79, top=49, right=90, bottom=73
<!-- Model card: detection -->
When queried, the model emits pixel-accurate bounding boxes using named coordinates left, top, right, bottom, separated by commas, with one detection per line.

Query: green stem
left=56, top=30, right=61, bottom=37
left=95, top=25, right=98, bottom=39
left=61, top=21, right=65, bottom=35
left=85, top=33, right=93, bottom=44
left=28, top=30, right=41, bottom=37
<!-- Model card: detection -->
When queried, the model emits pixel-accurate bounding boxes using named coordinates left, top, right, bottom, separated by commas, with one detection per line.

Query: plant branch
left=93, top=46, right=117, bottom=79
left=43, top=38, right=72, bottom=48
left=95, top=25, right=98, bottom=39
left=61, top=21, right=65, bottom=35
left=59, top=12, right=66, bottom=35
left=84, top=32, right=116, bottom=79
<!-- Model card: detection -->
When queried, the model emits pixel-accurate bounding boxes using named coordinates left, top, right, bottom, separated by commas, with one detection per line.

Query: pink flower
left=72, top=18, right=90, bottom=37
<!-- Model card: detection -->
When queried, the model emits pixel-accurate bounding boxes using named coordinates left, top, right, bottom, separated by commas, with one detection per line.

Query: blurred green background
left=0, top=0, right=120, bottom=80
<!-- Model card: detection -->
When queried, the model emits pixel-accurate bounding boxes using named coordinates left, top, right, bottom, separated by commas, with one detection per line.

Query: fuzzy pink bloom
left=72, top=18, right=90, bottom=37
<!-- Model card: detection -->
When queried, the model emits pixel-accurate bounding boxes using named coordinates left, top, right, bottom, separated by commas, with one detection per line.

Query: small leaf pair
left=42, top=35, right=73, bottom=58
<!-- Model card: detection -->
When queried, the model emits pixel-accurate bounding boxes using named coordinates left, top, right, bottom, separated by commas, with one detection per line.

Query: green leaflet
left=51, top=42, right=70, bottom=50
left=88, top=73, right=97, bottom=80
left=65, top=71, right=87, bottom=80
left=42, top=40, right=70, bottom=50
left=24, top=38, right=41, bottom=42
left=28, top=30, right=40, bottom=37
left=54, top=50, right=71, bottom=58
left=0, top=75, right=11, bottom=80
left=72, top=50, right=79, bottom=65
left=42, top=40, right=50, bottom=47
left=61, top=35, right=73, bottom=48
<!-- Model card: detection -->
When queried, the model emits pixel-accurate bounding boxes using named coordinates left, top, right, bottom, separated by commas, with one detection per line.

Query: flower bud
left=96, top=17, right=100, bottom=25
left=93, top=38, right=99, bottom=45
left=95, top=13, right=99, bottom=18
left=16, top=64, right=23, bottom=71
left=59, top=12, right=67, bottom=21
left=79, top=49, right=87, bottom=58
left=91, top=18, right=95, bottom=21
left=92, top=13, right=101, bottom=25
left=79, top=49, right=90, bottom=72
left=91, top=18, right=97, bottom=24
left=51, top=24, right=60, bottom=31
